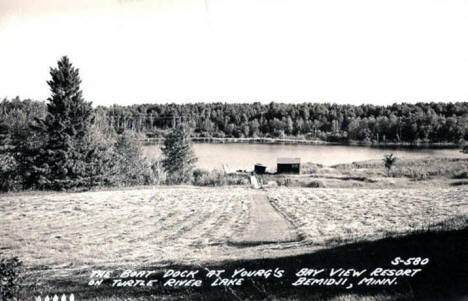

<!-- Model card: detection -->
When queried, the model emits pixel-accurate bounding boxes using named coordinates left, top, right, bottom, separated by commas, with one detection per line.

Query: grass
left=258, top=157, right=468, bottom=189
left=1, top=185, right=466, bottom=300
left=268, top=187, right=467, bottom=247
left=332, top=157, right=468, bottom=179
left=22, top=220, right=468, bottom=300
left=0, top=187, right=252, bottom=281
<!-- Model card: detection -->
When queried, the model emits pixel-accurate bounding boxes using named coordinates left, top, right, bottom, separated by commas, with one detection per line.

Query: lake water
left=143, top=143, right=464, bottom=171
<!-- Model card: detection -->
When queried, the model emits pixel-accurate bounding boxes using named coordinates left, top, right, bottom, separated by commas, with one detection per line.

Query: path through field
left=229, top=192, right=300, bottom=245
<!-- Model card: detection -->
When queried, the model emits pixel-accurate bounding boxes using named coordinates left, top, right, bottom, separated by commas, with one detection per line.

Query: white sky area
left=0, top=0, right=467, bottom=106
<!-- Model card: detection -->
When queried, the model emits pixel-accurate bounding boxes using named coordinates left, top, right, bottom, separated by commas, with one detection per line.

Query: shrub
left=301, top=162, right=323, bottom=174
left=0, top=153, right=21, bottom=192
left=193, top=168, right=210, bottom=179
left=451, top=181, right=468, bottom=186
left=453, top=171, right=468, bottom=179
left=308, top=180, right=325, bottom=188
left=383, top=153, right=397, bottom=176
left=192, top=169, right=250, bottom=186
left=0, top=256, right=23, bottom=300
left=276, top=177, right=292, bottom=187
left=226, top=174, right=250, bottom=185
left=192, top=168, right=210, bottom=186
left=150, top=160, right=166, bottom=185
left=192, top=169, right=225, bottom=186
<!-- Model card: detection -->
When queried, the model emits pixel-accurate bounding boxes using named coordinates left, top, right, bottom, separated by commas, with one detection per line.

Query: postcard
left=0, top=1, right=467, bottom=300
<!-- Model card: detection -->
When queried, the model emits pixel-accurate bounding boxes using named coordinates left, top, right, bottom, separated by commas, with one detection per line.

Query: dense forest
left=1, top=97, right=467, bottom=144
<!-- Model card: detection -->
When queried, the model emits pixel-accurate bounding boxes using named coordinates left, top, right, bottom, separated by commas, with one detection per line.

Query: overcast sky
left=0, top=0, right=467, bottom=106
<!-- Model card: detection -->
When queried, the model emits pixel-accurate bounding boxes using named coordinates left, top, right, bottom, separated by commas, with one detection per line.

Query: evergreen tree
left=37, top=56, right=95, bottom=189
left=161, top=123, right=197, bottom=184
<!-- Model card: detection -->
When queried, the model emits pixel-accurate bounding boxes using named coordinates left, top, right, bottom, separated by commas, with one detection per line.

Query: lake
left=143, top=143, right=464, bottom=171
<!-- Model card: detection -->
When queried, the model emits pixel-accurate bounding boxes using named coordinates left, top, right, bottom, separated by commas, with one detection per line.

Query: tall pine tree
left=37, top=56, right=95, bottom=189
left=161, top=123, right=197, bottom=184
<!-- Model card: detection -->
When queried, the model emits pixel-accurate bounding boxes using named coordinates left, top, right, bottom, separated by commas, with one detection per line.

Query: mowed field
left=269, top=187, right=468, bottom=245
left=0, top=186, right=467, bottom=283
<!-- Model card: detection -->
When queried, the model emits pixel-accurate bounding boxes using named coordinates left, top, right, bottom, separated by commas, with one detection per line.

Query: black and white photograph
left=0, top=0, right=467, bottom=300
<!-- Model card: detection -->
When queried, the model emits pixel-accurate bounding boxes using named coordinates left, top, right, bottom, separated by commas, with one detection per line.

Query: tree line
left=103, top=102, right=467, bottom=143
left=3, top=99, right=466, bottom=144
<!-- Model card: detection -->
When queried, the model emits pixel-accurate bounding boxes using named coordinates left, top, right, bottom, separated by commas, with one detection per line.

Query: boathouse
left=277, top=157, right=301, bottom=174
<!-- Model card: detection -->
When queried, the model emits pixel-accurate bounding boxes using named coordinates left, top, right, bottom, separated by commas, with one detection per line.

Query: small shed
left=277, top=157, right=301, bottom=174
left=254, top=163, right=267, bottom=174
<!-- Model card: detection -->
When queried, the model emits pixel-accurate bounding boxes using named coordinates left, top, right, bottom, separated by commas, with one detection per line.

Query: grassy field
left=0, top=187, right=253, bottom=276
left=332, top=157, right=468, bottom=180
left=269, top=187, right=467, bottom=245
left=1, top=185, right=467, bottom=300
left=264, top=157, right=468, bottom=189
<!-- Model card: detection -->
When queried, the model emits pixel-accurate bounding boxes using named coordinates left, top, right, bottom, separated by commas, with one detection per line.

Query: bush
left=192, top=169, right=250, bottom=186
left=192, top=169, right=225, bottom=186
left=301, top=162, right=323, bottom=174
left=383, top=153, right=397, bottom=176
left=150, top=160, right=166, bottom=185
left=453, top=171, right=468, bottom=179
left=193, top=168, right=210, bottom=179
left=226, top=174, right=250, bottom=185
left=451, top=181, right=468, bottom=186
left=308, top=180, right=325, bottom=188
left=0, top=256, right=23, bottom=300
left=0, top=153, right=21, bottom=192
left=276, top=177, right=292, bottom=187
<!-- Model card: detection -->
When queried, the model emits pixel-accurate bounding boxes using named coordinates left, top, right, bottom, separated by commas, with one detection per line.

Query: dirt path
left=229, top=192, right=300, bottom=246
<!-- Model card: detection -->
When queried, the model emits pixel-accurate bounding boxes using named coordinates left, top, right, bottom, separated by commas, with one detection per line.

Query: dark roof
left=277, top=157, right=301, bottom=164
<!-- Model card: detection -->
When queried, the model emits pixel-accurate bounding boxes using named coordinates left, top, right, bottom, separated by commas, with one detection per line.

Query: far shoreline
left=141, top=137, right=464, bottom=149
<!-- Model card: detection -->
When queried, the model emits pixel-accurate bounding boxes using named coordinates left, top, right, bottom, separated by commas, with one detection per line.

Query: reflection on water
left=143, top=143, right=464, bottom=170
